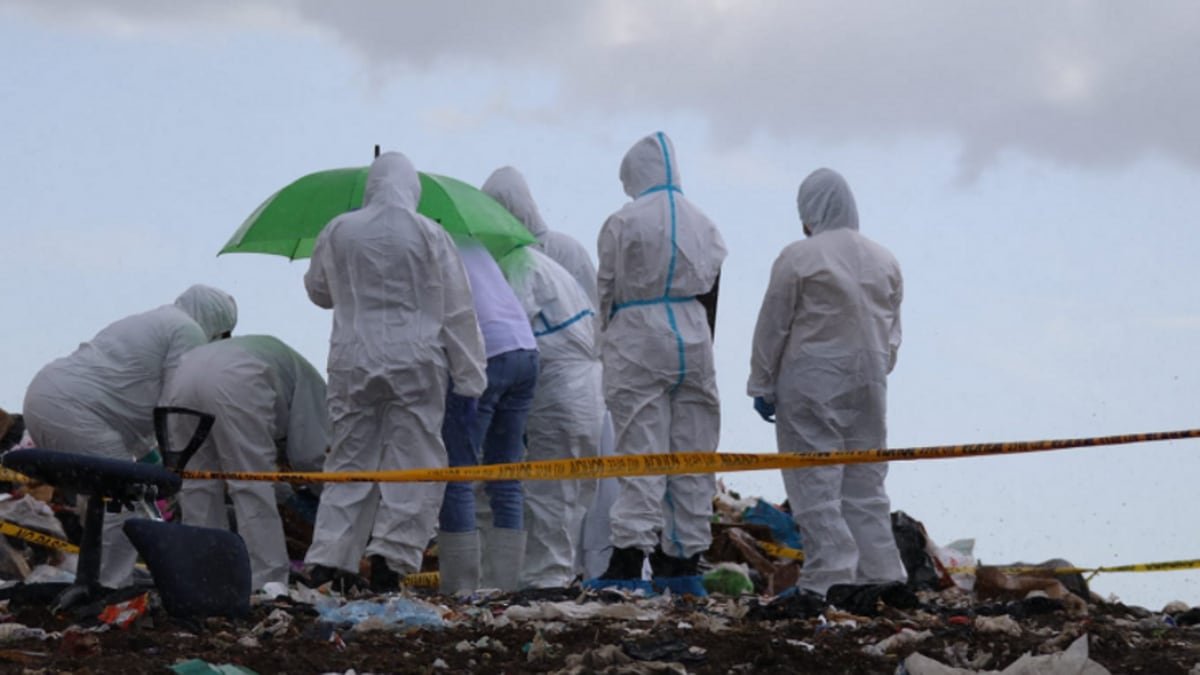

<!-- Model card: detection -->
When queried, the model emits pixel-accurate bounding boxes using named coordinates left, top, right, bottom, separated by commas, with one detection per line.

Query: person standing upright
left=303, top=151, right=487, bottom=592
left=483, top=168, right=605, bottom=590
left=748, top=168, right=907, bottom=598
left=589, top=132, right=726, bottom=595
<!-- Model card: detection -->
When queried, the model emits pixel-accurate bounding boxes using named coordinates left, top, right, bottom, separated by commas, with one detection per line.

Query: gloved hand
left=753, top=396, right=776, bottom=424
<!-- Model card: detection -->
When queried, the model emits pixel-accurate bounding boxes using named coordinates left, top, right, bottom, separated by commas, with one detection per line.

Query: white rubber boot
left=482, top=527, right=526, bottom=592
left=438, top=530, right=481, bottom=595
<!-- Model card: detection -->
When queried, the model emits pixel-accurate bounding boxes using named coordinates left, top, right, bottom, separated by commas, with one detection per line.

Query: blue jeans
left=439, top=349, right=539, bottom=533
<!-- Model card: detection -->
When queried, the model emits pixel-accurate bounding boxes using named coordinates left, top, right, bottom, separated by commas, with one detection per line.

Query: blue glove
left=753, top=396, right=776, bottom=424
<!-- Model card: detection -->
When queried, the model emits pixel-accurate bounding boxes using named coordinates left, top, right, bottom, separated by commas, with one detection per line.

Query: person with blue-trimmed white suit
left=484, top=168, right=606, bottom=590
left=588, top=132, right=727, bottom=594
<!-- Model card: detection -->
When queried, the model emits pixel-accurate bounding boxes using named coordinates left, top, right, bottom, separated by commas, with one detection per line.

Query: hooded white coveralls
left=161, top=335, right=329, bottom=590
left=484, top=166, right=616, bottom=580
left=22, top=284, right=237, bottom=588
left=482, top=166, right=600, bottom=310
left=496, top=245, right=605, bottom=588
left=747, top=168, right=907, bottom=594
left=597, top=132, right=727, bottom=559
left=303, top=152, right=487, bottom=576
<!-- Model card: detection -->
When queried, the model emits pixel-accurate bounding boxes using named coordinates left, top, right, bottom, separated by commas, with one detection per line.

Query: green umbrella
left=220, top=167, right=536, bottom=260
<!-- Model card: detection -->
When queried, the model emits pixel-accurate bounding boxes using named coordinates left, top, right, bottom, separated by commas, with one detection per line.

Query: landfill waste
left=315, top=595, right=446, bottom=629
left=702, top=562, right=755, bottom=596
left=0, top=473, right=1194, bottom=672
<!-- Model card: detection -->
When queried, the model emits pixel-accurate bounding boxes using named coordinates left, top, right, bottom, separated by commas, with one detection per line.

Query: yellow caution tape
left=948, top=558, right=1200, bottom=577
left=0, top=468, right=32, bottom=483
left=403, top=571, right=440, bottom=588
left=0, top=520, right=79, bottom=554
left=179, top=428, right=1200, bottom=484
left=757, top=540, right=804, bottom=561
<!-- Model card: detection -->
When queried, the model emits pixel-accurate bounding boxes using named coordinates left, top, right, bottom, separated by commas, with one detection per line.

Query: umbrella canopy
left=220, top=167, right=536, bottom=260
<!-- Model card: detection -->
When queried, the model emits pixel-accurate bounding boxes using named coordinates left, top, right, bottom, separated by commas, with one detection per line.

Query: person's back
left=591, top=132, right=726, bottom=593
left=27, top=284, right=237, bottom=455
left=307, top=155, right=473, bottom=392
left=456, top=243, right=537, bottom=358
left=482, top=166, right=599, bottom=310
left=775, top=228, right=900, bottom=380
left=163, top=334, right=328, bottom=589
left=22, top=283, right=237, bottom=589
left=500, top=246, right=597, bottom=365
left=303, top=151, right=485, bottom=592
left=166, top=335, right=329, bottom=471
left=598, top=133, right=725, bottom=371
left=747, top=167, right=906, bottom=598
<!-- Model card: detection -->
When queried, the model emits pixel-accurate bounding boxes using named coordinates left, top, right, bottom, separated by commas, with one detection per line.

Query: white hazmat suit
left=483, top=166, right=600, bottom=310
left=747, top=168, right=907, bottom=595
left=161, top=335, right=329, bottom=590
left=597, top=132, right=727, bottom=561
left=494, top=244, right=605, bottom=588
left=303, top=151, right=487, bottom=577
left=22, top=284, right=237, bottom=588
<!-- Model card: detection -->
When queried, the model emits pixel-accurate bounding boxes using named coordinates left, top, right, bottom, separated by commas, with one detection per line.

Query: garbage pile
left=0, top=476, right=1198, bottom=672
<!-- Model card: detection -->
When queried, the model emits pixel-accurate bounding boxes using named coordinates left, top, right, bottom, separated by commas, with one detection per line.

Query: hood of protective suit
left=619, top=132, right=682, bottom=199
left=363, top=152, right=422, bottom=210
left=174, top=284, right=237, bottom=341
left=482, top=166, right=548, bottom=239
left=797, top=168, right=859, bottom=236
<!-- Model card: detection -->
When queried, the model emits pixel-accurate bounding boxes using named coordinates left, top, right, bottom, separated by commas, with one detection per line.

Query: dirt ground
left=2, top=584, right=1200, bottom=675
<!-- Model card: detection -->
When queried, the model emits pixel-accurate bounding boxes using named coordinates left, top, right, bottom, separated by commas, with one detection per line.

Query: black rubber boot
left=369, top=555, right=400, bottom=593
left=598, top=547, right=646, bottom=580
left=303, top=564, right=367, bottom=593
left=650, top=548, right=701, bottom=578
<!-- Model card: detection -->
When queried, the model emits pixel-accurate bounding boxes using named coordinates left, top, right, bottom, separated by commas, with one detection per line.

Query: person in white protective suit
left=160, top=334, right=329, bottom=591
left=589, top=132, right=727, bottom=592
left=483, top=167, right=606, bottom=589
left=303, top=151, right=487, bottom=592
left=483, top=166, right=618, bottom=583
left=22, top=284, right=237, bottom=588
left=747, top=168, right=908, bottom=597
left=483, top=166, right=600, bottom=309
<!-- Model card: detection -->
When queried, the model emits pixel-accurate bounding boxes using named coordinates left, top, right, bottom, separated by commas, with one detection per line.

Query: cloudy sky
left=2, top=1, right=1198, bottom=608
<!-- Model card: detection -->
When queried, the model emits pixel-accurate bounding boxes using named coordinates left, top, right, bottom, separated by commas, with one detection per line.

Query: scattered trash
left=622, top=637, right=707, bottom=663
left=315, top=596, right=445, bottom=629
left=168, top=658, right=260, bottom=675
left=0, top=622, right=54, bottom=643
left=975, top=614, right=1022, bottom=637
left=740, top=498, right=802, bottom=550
left=863, top=627, right=933, bottom=656
left=700, top=559, right=748, bottom=590
left=893, top=510, right=944, bottom=591
left=902, top=634, right=1110, bottom=674
left=826, top=581, right=919, bottom=616
left=57, top=628, right=100, bottom=657
left=98, top=592, right=149, bottom=629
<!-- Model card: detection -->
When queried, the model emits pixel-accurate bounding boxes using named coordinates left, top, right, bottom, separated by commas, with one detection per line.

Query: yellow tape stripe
left=403, top=571, right=440, bottom=588
left=179, top=428, right=1200, bottom=483
left=0, top=468, right=31, bottom=483
left=949, top=558, right=1200, bottom=576
left=0, top=521, right=79, bottom=554
left=757, top=540, right=805, bottom=561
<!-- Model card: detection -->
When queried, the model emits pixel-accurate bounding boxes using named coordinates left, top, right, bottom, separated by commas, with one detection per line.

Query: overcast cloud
left=5, top=0, right=1199, bottom=179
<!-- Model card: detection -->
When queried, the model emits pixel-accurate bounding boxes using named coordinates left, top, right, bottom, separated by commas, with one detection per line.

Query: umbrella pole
left=374, top=144, right=380, bottom=158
